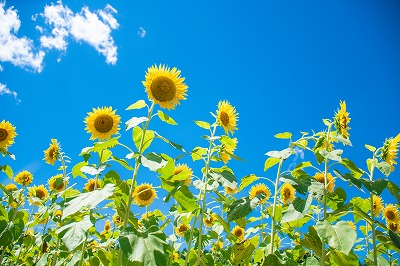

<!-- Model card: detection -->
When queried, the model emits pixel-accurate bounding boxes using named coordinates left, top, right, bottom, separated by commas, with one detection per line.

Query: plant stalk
left=269, top=159, right=283, bottom=255
left=369, top=155, right=377, bottom=266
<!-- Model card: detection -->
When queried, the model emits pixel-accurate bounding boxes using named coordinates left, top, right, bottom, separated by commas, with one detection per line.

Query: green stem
left=78, top=234, right=88, bottom=266
left=269, top=159, right=283, bottom=255
left=184, top=216, right=197, bottom=266
left=369, top=155, right=377, bottom=266
left=116, top=102, right=155, bottom=266
left=365, top=220, right=370, bottom=254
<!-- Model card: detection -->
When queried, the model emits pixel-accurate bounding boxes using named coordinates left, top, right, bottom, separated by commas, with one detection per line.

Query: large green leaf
left=62, top=184, right=115, bottom=219
left=327, top=187, right=347, bottom=210
left=239, top=174, right=258, bottom=191
left=133, top=127, right=154, bottom=153
left=340, top=158, right=364, bottom=178
left=300, top=226, right=322, bottom=257
left=387, top=181, right=400, bottom=203
left=389, top=230, right=400, bottom=249
left=126, top=117, right=149, bottom=131
left=227, top=195, right=262, bottom=222
left=209, top=166, right=237, bottom=189
left=376, top=161, right=391, bottom=177
left=72, top=161, right=88, bottom=178
left=264, top=157, right=280, bottom=171
left=281, top=195, right=312, bottom=223
left=194, top=120, right=210, bottom=130
left=328, top=250, right=359, bottom=266
left=80, top=138, right=119, bottom=155
left=126, top=100, right=147, bottom=110
left=140, top=153, right=168, bottom=172
left=191, top=146, right=207, bottom=161
left=119, top=226, right=169, bottom=266
left=316, top=220, right=356, bottom=255
left=57, top=215, right=92, bottom=251
left=0, top=165, right=13, bottom=179
left=231, top=236, right=259, bottom=264
left=265, top=148, right=292, bottom=160
left=155, top=133, right=185, bottom=152
left=319, top=149, right=343, bottom=162
left=157, top=110, right=178, bottom=125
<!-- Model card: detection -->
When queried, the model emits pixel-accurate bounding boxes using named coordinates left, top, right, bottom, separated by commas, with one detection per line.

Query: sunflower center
left=150, top=76, right=176, bottom=102
left=386, top=210, right=396, bottom=220
left=179, top=225, right=188, bottom=232
left=94, top=114, right=114, bottom=133
left=138, top=187, right=153, bottom=201
left=0, top=129, right=8, bottom=142
left=219, top=112, right=230, bottom=126
left=234, top=229, right=242, bottom=237
left=284, top=188, right=291, bottom=199
left=36, top=189, right=46, bottom=199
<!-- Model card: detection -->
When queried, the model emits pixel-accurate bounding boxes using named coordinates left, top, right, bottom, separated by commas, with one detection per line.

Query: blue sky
left=1, top=0, right=400, bottom=245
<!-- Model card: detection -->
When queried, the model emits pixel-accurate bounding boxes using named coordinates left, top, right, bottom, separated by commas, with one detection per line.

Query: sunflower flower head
left=84, top=106, right=120, bottom=141
left=28, top=185, right=48, bottom=206
left=225, top=186, right=238, bottom=195
left=314, top=172, right=335, bottom=193
left=113, top=213, right=123, bottom=226
left=220, top=137, right=238, bottom=164
left=333, top=100, right=351, bottom=139
left=249, top=183, right=271, bottom=204
left=14, top=170, right=33, bottom=186
left=84, top=179, right=102, bottom=192
left=5, top=183, right=17, bottom=192
left=211, top=241, right=223, bottom=253
left=0, top=120, right=17, bottom=152
left=387, top=220, right=400, bottom=233
left=49, top=174, right=68, bottom=192
left=231, top=226, right=245, bottom=240
left=172, top=252, right=180, bottom=262
left=133, top=183, right=157, bottom=207
left=373, top=195, right=384, bottom=215
left=43, top=139, right=60, bottom=165
left=281, top=183, right=296, bottom=204
left=173, top=163, right=193, bottom=186
left=216, top=100, right=238, bottom=134
left=143, top=64, right=188, bottom=110
left=101, top=220, right=112, bottom=236
left=204, top=214, right=216, bottom=227
left=381, top=133, right=400, bottom=172
left=383, top=204, right=399, bottom=222
left=175, top=223, right=190, bottom=237
left=54, top=210, right=62, bottom=219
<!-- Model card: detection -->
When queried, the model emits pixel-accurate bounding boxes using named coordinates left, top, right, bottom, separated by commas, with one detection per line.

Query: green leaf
left=280, top=174, right=311, bottom=195
left=239, top=174, right=258, bottom=191
left=387, top=181, right=400, bottom=203
left=112, top=156, right=134, bottom=170
left=194, top=120, right=210, bottom=130
left=157, top=110, right=178, bottom=125
left=341, top=158, right=363, bottom=178
left=191, top=146, right=207, bottom=161
left=274, top=132, right=292, bottom=139
left=0, top=220, right=12, bottom=247
left=365, top=144, right=376, bottom=153
left=172, top=186, right=199, bottom=212
left=316, top=220, right=356, bottom=255
left=327, top=187, right=347, bottom=210
left=80, top=165, right=106, bottom=176
left=231, top=236, right=259, bottom=264
left=72, top=161, right=88, bottom=178
left=227, top=196, right=263, bottom=222
left=80, top=138, right=119, bottom=155
left=265, top=148, right=292, bottom=160
left=305, top=257, right=320, bottom=266
left=133, top=127, right=154, bottom=153
left=319, top=149, right=343, bottom=162
left=376, top=161, right=391, bottom=177
left=62, top=183, right=115, bottom=219
left=140, top=153, right=168, bottom=172
left=264, top=157, right=280, bottom=171
left=389, top=230, right=400, bottom=249
left=119, top=226, right=169, bottom=266
left=57, top=215, right=92, bottom=251
left=328, top=250, right=359, bottom=266
left=155, top=133, right=185, bottom=152
left=0, top=165, right=13, bottom=179
left=300, top=226, right=322, bottom=257
left=209, top=167, right=237, bottom=190
left=126, top=100, right=147, bottom=110
left=334, top=170, right=363, bottom=191
left=281, top=195, right=312, bottom=223
left=126, top=117, right=149, bottom=131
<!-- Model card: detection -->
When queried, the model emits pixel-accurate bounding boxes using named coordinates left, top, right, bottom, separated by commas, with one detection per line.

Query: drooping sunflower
left=175, top=223, right=190, bottom=237
left=84, top=106, right=120, bottom=141
left=216, top=101, right=238, bottom=134
left=28, top=185, right=48, bottom=206
left=54, top=210, right=62, bottom=219
left=5, top=183, right=17, bottom=192
left=281, top=183, right=296, bottom=205
left=0, top=120, right=17, bottom=151
left=43, top=139, right=60, bottom=165
left=249, top=183, right=271, bottom=204
left=14, top=170, right=33, bottom=186
left=225, top=186, right=238, bottom=195
left=172, top=252, right=180, bottom=262
left=204, top=214, right=216, bottom=227
left=173, top=163, right=193, bottom=186
left=101, top=220, right=111, bottom=236
left=88, top=241, right=99, bottom=249
left=383, top=204, right=399, bottom=222
left=373, top=195, right=384, bottom=215
left=387, top=220, right=400, bottom=233
left=333, top=100, right=351, bottom=138
left=231, top=226, right=245, bottom=240
left=381, top=133, right=400, bottom=171
left=220, top=138, right=238, bottom=164
left=49, top=174, right=68, bottom=192
left=84, top=179, right=102, bottom=192
left=133, top=183, right=157, bottom=206
left=314, top=172, right=335, bottom=193
left=113, top=213, right=123, bottom=226
left=143, top=64, right=188, bottom=109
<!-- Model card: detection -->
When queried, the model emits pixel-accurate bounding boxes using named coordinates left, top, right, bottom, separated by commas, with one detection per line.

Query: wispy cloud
left=0, top=2, right=45, bottom=72
left=0, top=83, right=21, bottom=103
left=39, top=1, right=119, bottom=64
left=137, top=27, right=146, bottom=38
left=288, top=147, right=305, bottom=170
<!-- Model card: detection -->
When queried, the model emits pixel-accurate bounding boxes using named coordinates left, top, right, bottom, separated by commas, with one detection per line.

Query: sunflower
left=225, top=186, right=238, bottom=195
left=143, top=64, right=188, bottom=109
left=28, top=185, right=48, bottom=206
left=141, top=212, right=154, bottom=220
left=333, top=100, right=351, bottom=138
left=101, top=220, right=111, bottom=236
left=0, top=120, right=17, bottom=151
left=24, top=229, right=34, bottom=237
left=84, top=179, right=102, bottom=192
left=34, top=213, right=48, bottom=224
left=43, top=139, right=60, bottom=165
left=220, top=138, right=238, bottom=164
left=49, top=174, right=68, bottom=192
left=54, top=210, right=62, bottom=219
left=314, top=172, right=335, bottom=193
left=381, top=133, right=400, bottom=171
left=88, top=241, right=99, bottom=249
left=348, top=221, right=356, bottom=230
left=281, top=183, right=296, bottom=204
left=249, top=184, right=271, bottom=204
left=211, top=241, right=223, bottom=253
left=113, top=213, right=123, bottom=226
left=172, top=252, right=180, bottom=262
left=204, top=214, right=216, bottom=227
left=5, top=183, right=17, bottom=192
left=231, top=226, right=245, bottom=240
left=175, top=223, right=190, bottom=237
left=14, top=170, right=33, bottom=186
left=173, top=163, right=193, bottom=186
left=216, top=101, right=238, bottom=134
left=383, top=205, right=399, bottom=222
left=373, top=195, right=384, bottom=215
left=84, top=106, right=120, bottom=141
left=387, top=220, right=400, bottom=233
left=133, top=183, right=157, bottom=206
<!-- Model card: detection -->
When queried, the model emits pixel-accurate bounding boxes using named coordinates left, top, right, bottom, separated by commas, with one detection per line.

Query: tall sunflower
left=249, top=184, right=271, bottom=204
left=383, top=205, right=399, bottom=222
left=372, top=195, right=384, bottom=215
left=381, top=133, right=400, bottom=171
left=314, top=172, right=335, bottom=193
left=143, top=64, right=188, bottom=109
left=281, top=183, right=296, bottom=204
left=84, top=106, right=120, bottom=141
left=49, top=174, right=68, bottom=192
left=173, top=163, right=193, bottom=186
left=84, top=179, right=102, bottom=192
left=0, top=120, right=17, bottom=151
left=14, top=170, right=33, bottom=186
left=43, top=139, right=60, bottom=165
left=133, top=183, right=157, bottom=206
left=28, top=185, right=48, bottom=206
left=204, top=214, right=216, bottom=227
left=216, top=101, right=238, bottom=134
left=387, top=220, right=399, bottom=233
left=175, top=223, right=190, bottom=237
left=5, top=183, right=17, bottom=192
left=220, top=137, right=238, bottom=164
left=333, top=100, right=351, bottom=138
left=231, top=226, right=245, bottom=240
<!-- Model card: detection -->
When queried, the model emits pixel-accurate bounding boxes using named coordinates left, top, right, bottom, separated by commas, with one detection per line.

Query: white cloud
left=39, top=1, right=119, bottom=64
left=0, top=65, right=3, bottom=71
left=137, top=26, right=146, bottom=38
left=0, top=83, right=21, bottom=103
left=0, top=2, right=45, bottom=72
left=288, top=147, right=305, bottom=170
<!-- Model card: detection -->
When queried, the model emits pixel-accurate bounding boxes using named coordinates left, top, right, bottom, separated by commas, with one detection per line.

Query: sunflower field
left=1, top=65, right=400, bottom=266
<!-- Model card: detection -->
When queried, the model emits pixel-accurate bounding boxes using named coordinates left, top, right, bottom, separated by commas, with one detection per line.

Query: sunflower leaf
left=264, top=157, right=280, bottom=171
left=0, top=165, right=13, bottom=179
left=340, top=158, right=364, bottom=178
left=155, top=133, right=185, bottom=152
left=376, top=161, right=391, bottom=177
left=126, top=100, right=147, bottom=110
left=239, top=174, right=258, bottom=191
left=133, top=127, right=155, bottom=153
left=157, top=110, right=177, bottom=125
left=57, top=215, right=92, bottom=251
left=194, top=120, right=210, bottom=130
left=365, top=144, right=376, bottom=153
left=265, top=148, right=292, bottom=160
left=72, top=161, right=88, bottom=178
left=191, top=146, right=207, bottom=161
left=319, top=149, right=343, bottom=162
left=126, top=117, right=149, bottom=131
left=387, top=181, right=400, bottom=203
left=274, top=132, right=292, bottom=139
left=316, top=220, right=357, bottom=255
left=140, top=153, right=168, bottom=172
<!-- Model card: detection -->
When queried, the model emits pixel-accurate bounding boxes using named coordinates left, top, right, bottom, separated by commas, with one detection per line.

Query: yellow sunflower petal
left=0, top=120, right=17, bottom=151
left=133, top=183, right=157, bottom=206
left=14, top=170, right=33, bottom=186
left=249, top=183, right=270, bottom=204
left=333, top=100, right=351, bottom=138
left=216, top=101, right=238, bottom=134
left=281, top=183, right=296, bottom=204
left=84, top=106, right=120, bottom=141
